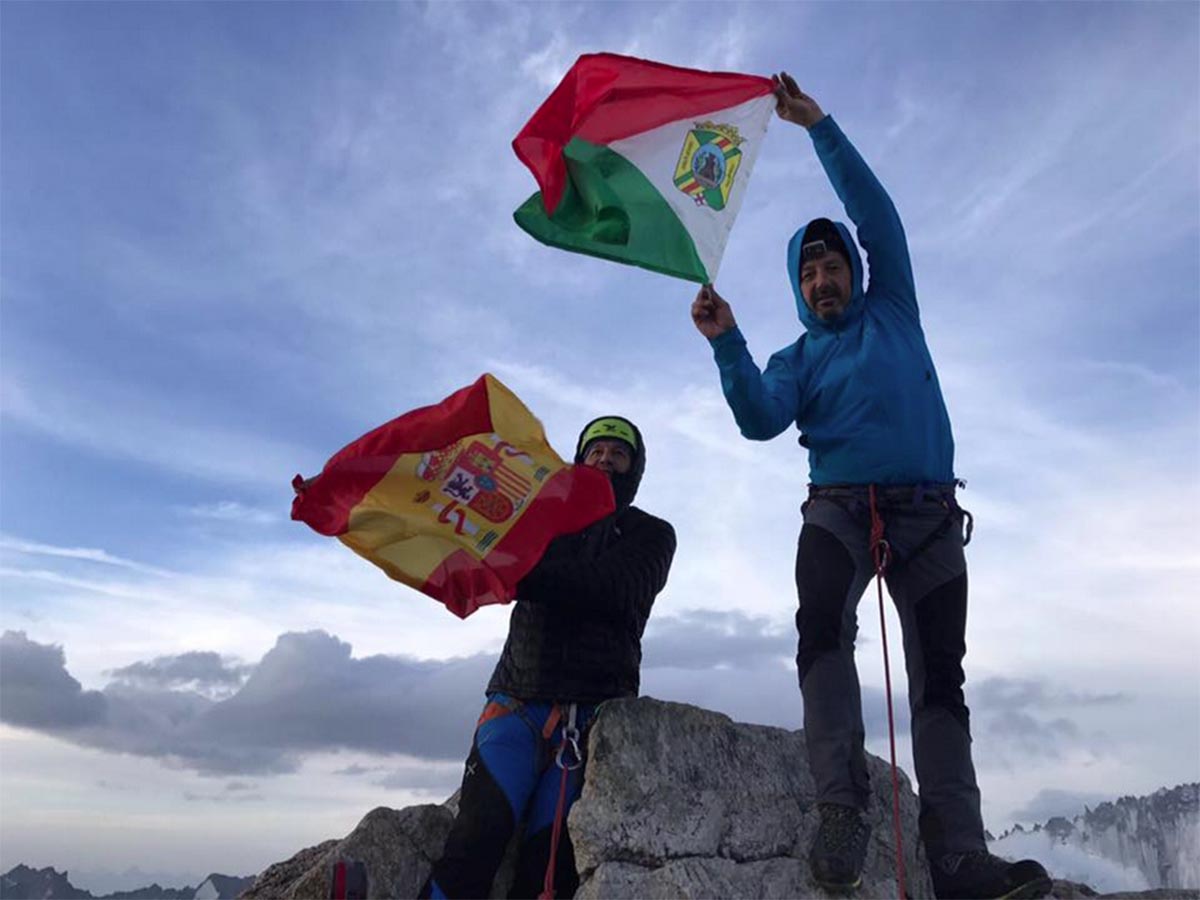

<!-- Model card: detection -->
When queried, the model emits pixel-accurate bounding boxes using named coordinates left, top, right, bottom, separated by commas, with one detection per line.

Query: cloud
left=642, top=609, right=794, bottom=671
left=982, top=711, right=1080, bottom=760
left=374, top=761, right=462, bottom=795
left=177, top=502, right=279, bottom=525
left=182, top=788, right=266, bottom=804
left=965, top=676, right=1130, bottom=766
left=0, top=632, right=107, bottom=729
left=1008, top=788, right=1114, bottom=825
left=0, top=535, right=174, bottom=578
left=0, top=629, right=490, bottom=775
left=107, top=651, right=253, bottom=698
left=971, top=677, right=1128, bottom=711
left=332, top=764, right=375, bottom=777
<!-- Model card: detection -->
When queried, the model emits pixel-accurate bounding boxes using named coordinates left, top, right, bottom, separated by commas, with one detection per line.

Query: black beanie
left=800, top=218, right=851, bottom=269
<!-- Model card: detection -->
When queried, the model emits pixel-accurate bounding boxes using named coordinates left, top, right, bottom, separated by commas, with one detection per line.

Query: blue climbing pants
left=423, top=694, right=595, bottom=899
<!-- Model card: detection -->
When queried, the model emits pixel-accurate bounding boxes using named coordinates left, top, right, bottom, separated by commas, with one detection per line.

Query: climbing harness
left=808, top=481, right=972, bottom=566
left=868, top=485, right=907, bottom=900
left=540, top=703, right=583, bottom=900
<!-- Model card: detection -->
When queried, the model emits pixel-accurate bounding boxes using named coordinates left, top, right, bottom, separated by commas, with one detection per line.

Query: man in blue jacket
left=692, top=73, right=1050, bottom=900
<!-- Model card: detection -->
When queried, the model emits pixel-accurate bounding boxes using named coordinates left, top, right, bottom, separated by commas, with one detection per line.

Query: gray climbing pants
left=796, top=483, right=987, bottom=857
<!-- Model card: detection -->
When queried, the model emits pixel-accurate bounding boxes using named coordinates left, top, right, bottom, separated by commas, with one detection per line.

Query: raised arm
left=693, top=285, right=799, bottom=441
left=775, top=72, right=918, bottom=316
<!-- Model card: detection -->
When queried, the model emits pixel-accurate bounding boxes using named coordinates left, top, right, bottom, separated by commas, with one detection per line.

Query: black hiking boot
left=931, top=850, right=1052, bottom=899
left=809, top=802, right=872, bottom=892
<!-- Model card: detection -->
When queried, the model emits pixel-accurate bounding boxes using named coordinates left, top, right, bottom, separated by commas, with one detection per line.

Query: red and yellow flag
left=291, top=374, right=615, bottom=618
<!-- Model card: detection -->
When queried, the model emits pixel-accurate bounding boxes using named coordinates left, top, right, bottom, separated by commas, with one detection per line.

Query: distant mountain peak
left=991, top=782, right=1200, bottom=891
left=0, top=864, right=255, bottom=900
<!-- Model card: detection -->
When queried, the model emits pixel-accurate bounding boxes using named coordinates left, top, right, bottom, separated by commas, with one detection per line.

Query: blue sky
left=2, top=1, right=1197, bottom=892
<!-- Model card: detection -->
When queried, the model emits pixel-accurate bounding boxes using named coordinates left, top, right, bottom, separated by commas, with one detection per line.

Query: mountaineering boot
left=931, top=850, right=1052, bottom=899
left=809, top=802, right=872, bottom=891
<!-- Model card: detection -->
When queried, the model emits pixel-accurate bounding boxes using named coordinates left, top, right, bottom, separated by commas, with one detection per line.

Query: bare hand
left=691, top=284, right=737, bottom=339
left=772, top=72, right=824, bottom=129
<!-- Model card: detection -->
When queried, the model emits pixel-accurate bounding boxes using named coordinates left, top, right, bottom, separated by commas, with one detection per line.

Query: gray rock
left=571, top=697, right=932, bottom=899
left=242, top=697, right=934, bottom=898
left=240, top=806, right=453, bottom=899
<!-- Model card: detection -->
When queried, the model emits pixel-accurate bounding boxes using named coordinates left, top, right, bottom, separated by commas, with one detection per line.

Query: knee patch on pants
left=913, top=572, right=970, bottom=731
left=795, top=524, right=859, bottom=684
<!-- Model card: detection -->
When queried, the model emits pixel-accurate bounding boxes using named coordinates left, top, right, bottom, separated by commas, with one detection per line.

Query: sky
left=1, top=1, right=1198, bottom=893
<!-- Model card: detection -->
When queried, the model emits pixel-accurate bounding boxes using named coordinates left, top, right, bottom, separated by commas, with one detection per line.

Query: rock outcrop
left=569, top=697, right=930, bottom=898
left=242, top=696, right=930, bottom=898
left=241, top=807, right=454, bottom=900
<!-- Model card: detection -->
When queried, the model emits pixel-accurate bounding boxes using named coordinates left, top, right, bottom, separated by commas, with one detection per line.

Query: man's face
left=583, top=439, right=632, bottom=476
left=800, top=251, right=853, bottom=321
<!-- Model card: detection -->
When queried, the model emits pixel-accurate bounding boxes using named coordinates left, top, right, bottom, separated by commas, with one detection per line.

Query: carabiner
left=555, top=725, right=583, bottom=770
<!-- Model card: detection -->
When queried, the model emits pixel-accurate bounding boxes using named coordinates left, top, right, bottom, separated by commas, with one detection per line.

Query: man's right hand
left=691, top=284, right=737, bottom=339
left=772, top=71, right=825, bottom=129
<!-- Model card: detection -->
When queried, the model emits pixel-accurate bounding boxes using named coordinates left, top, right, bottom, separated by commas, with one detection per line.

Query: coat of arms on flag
left=673, top=121, right=745, bottom=210
left=415, top=436, right=543, bottom=554
left=291, top=374, right=614, bottom=618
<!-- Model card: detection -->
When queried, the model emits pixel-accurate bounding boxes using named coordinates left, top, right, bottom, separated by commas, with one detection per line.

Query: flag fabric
left=513, top=53, right=775, bottom=284
left=291, top=374, right=615, bottom=618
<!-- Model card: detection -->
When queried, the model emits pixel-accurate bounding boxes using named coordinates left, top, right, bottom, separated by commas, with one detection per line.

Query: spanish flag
left=291, top=374, right=615, bottom=618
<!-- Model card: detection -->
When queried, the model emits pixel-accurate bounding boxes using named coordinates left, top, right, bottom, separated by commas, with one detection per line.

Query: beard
left=810, top=288, right=844, bottom=320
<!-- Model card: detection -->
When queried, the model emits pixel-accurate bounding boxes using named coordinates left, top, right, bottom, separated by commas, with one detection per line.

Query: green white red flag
left=291, top=375, right=615, bottom=618
left=513, top=53, right=775, bottom=283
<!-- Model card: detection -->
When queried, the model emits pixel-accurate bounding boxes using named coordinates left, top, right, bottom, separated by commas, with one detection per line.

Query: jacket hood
left=574, top=415, right=645, bottom=511
left=786, top=218, right=865, bottom=333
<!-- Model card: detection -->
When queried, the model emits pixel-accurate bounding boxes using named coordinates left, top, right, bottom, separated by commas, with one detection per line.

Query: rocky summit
left=569, top=697, right=928, bottom=898
left=240, top=697, right=1200, bottom=900
left=242, top=696, right=930, bottom=899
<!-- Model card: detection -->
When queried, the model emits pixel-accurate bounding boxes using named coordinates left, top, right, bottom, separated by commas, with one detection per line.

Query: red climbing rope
left=539, top=764, right=570, bottom=900
left=869, top=484, right=908, bottom=900
left=540, top=704, right=582, bottom=900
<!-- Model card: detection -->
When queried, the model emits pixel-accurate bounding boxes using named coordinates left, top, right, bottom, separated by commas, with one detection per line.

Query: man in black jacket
left=422, top=415, right=676, bottom=900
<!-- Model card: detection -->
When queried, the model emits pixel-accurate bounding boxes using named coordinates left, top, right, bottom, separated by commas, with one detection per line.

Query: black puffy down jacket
left=486, top=416, right=675, bottom=703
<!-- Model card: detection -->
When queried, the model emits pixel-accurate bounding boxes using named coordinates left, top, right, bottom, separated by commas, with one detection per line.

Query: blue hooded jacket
left=709, top=115, right=955, bottom=486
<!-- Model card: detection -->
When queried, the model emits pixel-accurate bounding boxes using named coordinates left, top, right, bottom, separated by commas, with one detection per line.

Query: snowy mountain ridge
left=991, top=783, right=1199, bottom=891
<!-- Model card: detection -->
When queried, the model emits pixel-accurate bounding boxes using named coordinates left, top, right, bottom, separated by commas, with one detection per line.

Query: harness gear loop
left=868, top=485, right=907, bottom=900
left=541, top=703, right=581, bottom=900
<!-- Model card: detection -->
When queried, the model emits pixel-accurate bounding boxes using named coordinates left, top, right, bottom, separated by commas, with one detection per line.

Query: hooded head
left=574, top=415, right=646, bottom=511
left=786, top=217, right=865, bottom=332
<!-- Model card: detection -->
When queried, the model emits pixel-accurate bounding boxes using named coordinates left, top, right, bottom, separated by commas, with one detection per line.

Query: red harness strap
left=869, top=485, right=907, bottom=900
